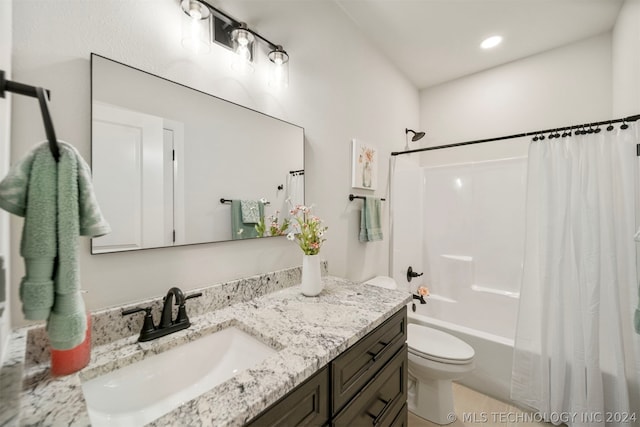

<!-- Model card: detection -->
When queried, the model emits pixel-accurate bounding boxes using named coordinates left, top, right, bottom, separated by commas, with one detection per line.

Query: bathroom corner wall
left=9, top=1, right=419, bottom=327
left=612, top=0, right=640, bottom=117
left=0, top=0, right=13, bottom=365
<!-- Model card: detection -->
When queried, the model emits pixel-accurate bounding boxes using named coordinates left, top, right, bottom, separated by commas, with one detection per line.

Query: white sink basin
left=81, top=326, right=277, bottom=427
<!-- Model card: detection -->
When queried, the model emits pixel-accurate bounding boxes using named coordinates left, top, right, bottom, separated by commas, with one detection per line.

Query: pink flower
left=417, top=286, right=429, bottom=297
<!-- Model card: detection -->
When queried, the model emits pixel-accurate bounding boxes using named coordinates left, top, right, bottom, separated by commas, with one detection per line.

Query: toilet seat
left=408, top=324, right=474, bottom=365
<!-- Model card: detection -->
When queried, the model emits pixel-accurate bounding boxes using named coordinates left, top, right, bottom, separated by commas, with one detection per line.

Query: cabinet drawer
left=389, top=404, right=408, bottom=427
left=332, top=309, right=407, bottom=413
left=247, top=365, right=330, bottom=427
left=332, top=344, right=408, bottom=427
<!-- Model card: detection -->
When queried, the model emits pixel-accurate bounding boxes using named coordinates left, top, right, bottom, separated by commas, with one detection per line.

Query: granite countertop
left=2, top=276, right=411, bottom=426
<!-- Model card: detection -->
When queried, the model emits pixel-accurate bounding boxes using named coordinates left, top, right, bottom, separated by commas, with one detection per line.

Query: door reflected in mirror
left=91, top=54, right=304, bottom=253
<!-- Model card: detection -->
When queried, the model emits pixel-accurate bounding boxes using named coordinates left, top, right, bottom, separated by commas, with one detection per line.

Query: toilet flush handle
left=407, top=266, right=423, bottom=282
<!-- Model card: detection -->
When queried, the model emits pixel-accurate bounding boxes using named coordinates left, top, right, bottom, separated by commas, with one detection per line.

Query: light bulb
left=268, top=48, right=289, bottom=89
left=231, top=26, right=255, bottom=74
left=189, top=7, right=202, bottom=20
left=180, top=0, right=211, bottom=54
left=481, top=35, right=502, bottom=49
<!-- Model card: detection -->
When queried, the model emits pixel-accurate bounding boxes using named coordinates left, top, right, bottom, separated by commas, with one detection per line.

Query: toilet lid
left=408, top=324, right=475, bottom=363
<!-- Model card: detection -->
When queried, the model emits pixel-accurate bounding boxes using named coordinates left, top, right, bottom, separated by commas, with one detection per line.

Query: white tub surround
left=0, top=272, right=410, bottom=426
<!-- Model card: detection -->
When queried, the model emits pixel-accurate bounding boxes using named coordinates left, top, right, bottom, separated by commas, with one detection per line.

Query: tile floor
left=408, top=383, right=555, bottom=427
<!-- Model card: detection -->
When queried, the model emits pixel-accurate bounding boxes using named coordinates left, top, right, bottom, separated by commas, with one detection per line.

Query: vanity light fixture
left=231, top=23, right=255, bottom=74
left=268, top=45, right=289, bottom=89
left=179, top=0, right=289, bottom=87
left=180, top=0, right=211, bottom=54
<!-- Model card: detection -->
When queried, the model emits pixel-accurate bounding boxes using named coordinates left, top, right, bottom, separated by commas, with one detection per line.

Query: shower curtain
left=286, top=173, right=304, bottom=208
left=511, top=125, right=640, bottom=426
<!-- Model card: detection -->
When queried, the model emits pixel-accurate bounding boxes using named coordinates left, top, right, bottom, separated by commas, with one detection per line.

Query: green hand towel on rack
left=231, top=200, right=264, bottom=239
left=359, top=197, right=383, bottom=242
left=240, top=200, right=261, bottom=224
left=0, top=141, right=110, bottom=350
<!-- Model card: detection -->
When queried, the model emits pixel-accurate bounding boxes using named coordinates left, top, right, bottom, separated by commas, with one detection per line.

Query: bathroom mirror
left=90, top=54, right=304, bottom=253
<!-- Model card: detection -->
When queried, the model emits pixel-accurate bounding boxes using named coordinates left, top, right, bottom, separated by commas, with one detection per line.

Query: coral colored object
left=50, top=313, right=92, bottom=376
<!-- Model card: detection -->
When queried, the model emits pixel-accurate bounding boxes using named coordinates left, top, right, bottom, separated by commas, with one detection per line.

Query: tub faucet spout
left=413, top=293, right=427, bottom=304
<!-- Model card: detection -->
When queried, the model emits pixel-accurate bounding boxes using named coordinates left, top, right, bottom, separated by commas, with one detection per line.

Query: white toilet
left=364, top=276, right=475, bottom=425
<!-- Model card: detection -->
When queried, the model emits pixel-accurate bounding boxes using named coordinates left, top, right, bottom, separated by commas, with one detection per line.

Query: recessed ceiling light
left=481, top=35, right=503, bottom=49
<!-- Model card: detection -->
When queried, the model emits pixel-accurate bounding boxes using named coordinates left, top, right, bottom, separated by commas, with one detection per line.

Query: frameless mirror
left=90, top=54, right=304, bottom=253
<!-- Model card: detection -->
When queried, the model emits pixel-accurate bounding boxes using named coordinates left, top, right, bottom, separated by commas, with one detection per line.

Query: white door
left=91, top=102, right=169, bottom=252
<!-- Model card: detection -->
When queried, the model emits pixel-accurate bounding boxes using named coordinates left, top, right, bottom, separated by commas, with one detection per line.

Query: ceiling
left=335, top=0, right=625, bottom=89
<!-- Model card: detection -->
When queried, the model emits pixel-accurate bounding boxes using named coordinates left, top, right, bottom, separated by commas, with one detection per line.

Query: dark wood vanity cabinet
left=246, top=366, right=331, bottom=427
left=247, top=308, right=407, bottom=427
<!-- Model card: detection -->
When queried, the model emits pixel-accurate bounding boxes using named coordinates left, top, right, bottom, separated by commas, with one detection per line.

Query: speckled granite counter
left=1, top=275, right=410, bottom=426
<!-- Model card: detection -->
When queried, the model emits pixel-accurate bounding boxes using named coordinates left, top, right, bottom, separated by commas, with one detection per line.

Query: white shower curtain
left=511, top=125, right=640, bottom=426
left=284, top=173, right=304, bottom=210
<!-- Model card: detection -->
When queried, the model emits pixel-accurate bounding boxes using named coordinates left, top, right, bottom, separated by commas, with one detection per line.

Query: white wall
left=612, top=0, right=640, bottom=419
left=613, top=0, right=640, bottom=116
left=0, top=0, right=12, bottom=364
left=418, top=33, right=612, bottom=166
left=9, top=0, right=419, bottom=327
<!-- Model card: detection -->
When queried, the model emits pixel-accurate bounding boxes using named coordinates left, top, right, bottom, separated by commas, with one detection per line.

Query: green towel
left=359, top=197, right=383, bottom=242
left=240, top=200, right=260, bottom=224
left=231, top=200, right=264, bottom=239
left=0, top=141, right=110, bottom=350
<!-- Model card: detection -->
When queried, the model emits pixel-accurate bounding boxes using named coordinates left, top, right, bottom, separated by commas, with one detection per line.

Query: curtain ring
left=578, top=124, right=586, bottom=135
left=606, top=121, right=614, bottom=131
left=621, top=119, right=629, bottom=130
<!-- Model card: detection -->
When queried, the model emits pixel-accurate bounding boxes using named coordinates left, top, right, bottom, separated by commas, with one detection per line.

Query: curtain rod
left=391, top=114, right=640, bottom=157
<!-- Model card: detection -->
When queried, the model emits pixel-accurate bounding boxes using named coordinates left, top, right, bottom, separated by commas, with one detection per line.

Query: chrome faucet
left=122, top=286, right=202, bottom=342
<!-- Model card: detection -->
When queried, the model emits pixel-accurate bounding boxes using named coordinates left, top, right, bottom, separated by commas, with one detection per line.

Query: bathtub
left=407, top=288, right=519, bottom=404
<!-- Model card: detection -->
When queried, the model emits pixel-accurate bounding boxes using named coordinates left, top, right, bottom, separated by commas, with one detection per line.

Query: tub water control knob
left=407, top=266, right=423, bottom=282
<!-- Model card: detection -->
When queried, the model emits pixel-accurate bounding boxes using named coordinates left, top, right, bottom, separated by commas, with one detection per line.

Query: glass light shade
left=268, top=47, right=289, bottom=89
left=231, top=26, right=255, bottom=74
left=180, top=0, right=211, bottom=54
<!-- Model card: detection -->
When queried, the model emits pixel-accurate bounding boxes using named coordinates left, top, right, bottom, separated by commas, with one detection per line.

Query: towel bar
left=349, top=194, right=386, bottom=201
left=220, top=198, right=270, bottom=205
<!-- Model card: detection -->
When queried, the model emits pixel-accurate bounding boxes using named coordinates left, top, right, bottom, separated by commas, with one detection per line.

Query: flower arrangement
left=359, top=146, right=375, bottom=165
left=287, top=204, right=328, bottom=255
left=255, top=211, right=290, bottom=238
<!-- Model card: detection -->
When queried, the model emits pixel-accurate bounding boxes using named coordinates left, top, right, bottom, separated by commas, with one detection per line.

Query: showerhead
left=405, top=128, right=425, bottom=142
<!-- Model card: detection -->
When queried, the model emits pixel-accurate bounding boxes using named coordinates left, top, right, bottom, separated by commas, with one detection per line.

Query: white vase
left=301, top=254, right=323, bottom=296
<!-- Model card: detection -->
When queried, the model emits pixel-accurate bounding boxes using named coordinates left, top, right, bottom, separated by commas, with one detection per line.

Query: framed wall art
left=351, top=139, right=377, bottom=190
